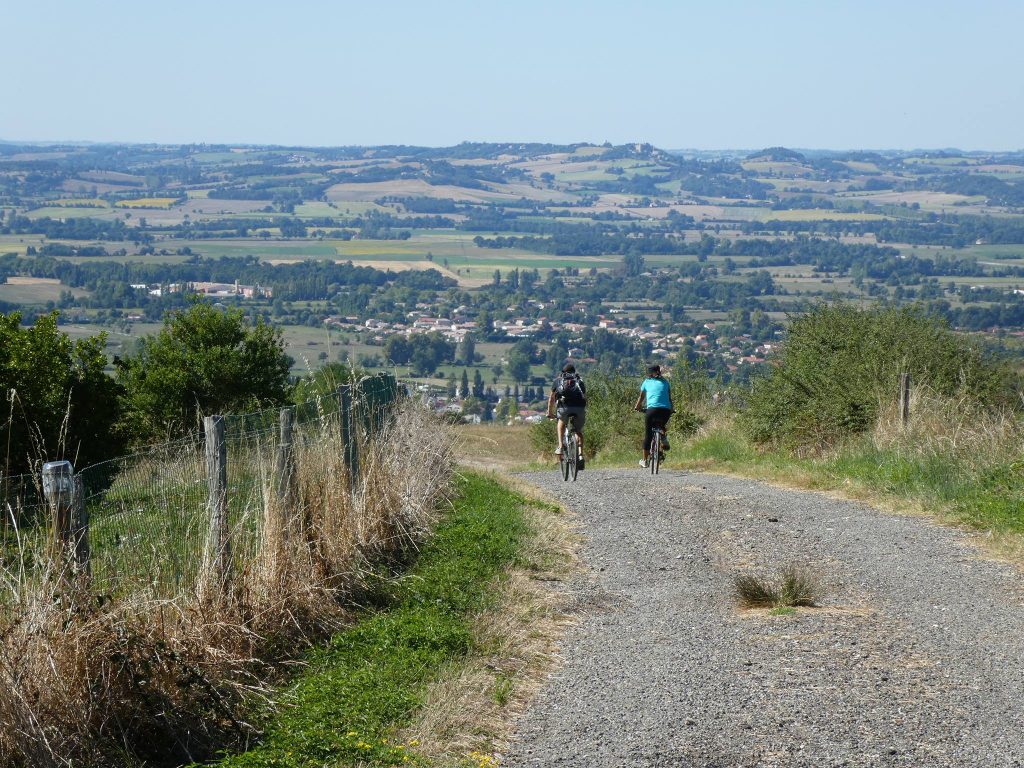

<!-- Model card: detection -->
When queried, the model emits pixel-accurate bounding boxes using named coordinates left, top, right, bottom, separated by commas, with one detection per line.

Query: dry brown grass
left=396, top=482, right=579, bottom=763
left=0, top=401, right=453, bottom=767
left=872, top=385, right=1022, bottom=471
left=735, top=564, right=820, bottom=609
left=453, top=424, right=542, bottom=473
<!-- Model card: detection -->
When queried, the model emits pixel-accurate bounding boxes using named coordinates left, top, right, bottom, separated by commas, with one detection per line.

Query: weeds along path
left=507, top=469, right=1024, bottom=768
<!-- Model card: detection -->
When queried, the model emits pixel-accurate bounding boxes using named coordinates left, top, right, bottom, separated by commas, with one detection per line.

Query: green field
left=25, top=206, right=122, bottom=220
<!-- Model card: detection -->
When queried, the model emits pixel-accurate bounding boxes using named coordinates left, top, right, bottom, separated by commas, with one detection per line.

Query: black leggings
left=644, top=408, right=672, bottom=451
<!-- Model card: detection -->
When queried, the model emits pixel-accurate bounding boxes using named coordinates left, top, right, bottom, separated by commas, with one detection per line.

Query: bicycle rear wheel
left=560, top=439, right=569, bottom=481
left=568, top=432, right=579, bottom=481
left=651, top=431, right=661, bottom=475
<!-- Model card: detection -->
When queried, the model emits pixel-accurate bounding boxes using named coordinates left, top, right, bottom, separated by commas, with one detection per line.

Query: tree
left=407, top=332, right=455, bottom=377
left=383, top=335, right=412, bottom=365
left=118, top=302, right=292, bottom=440
left=0, top=311, right=124, bottom=473
left=457, top=333, right=476, bottom=365
left=460, top=369, right=470, bottom=398
left=461, top=395, right=483, bottom=416
left=507, top=351, right=531, bottom=383
left=476, top=309, right=494, bottom=341
left=496, top=397, right=518, bottom=422
left=623, top=251, right=645, bottom=277
left=411, top=346, right=439, bottom=376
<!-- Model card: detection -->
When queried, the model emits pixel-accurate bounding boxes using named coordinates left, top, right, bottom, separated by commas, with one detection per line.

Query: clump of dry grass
left=873, top=385, right=1022, bottom=471
left=735, top=564, right=819, bottom=609
left=0, top=399, right=453, bottom=767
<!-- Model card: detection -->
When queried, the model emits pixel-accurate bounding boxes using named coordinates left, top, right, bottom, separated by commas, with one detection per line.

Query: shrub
left=742, top=304, right=1016, bottom=448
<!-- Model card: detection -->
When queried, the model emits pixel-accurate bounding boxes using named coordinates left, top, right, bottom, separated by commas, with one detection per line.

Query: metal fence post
left=204, top=415, right=230, bottom=593
left=898, top=373, right=911, bottom=428
left=42, top=460, right=88, bottom=582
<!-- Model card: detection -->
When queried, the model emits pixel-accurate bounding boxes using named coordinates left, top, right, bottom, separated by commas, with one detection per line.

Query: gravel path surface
left=505, top=469, right=1024, bottom=768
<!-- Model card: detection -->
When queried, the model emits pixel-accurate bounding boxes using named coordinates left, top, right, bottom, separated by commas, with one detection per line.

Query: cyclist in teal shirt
left=633, top=364, right=674, bottom=468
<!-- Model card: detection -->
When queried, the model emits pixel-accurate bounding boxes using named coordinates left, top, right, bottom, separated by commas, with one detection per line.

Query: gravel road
left=505, top=469, right=1024, bottom=768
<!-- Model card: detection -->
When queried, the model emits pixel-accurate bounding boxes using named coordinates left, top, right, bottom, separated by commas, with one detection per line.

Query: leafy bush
left=742, top=304, right=1016, bottom=447
left=0, top=311, right=124, bottom=472
left=117, top=302, right=292, bottom=441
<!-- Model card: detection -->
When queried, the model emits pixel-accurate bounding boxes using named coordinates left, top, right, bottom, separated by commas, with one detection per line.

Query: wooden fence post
left=204, top=415, right=230, bottom=593
left=71, top=474, right=90, bottom=580
left=898, top=373, right=911, bottom=428
left=339, top=384, right=360, bottom=488
left=274, top=406, right=295, bottom=535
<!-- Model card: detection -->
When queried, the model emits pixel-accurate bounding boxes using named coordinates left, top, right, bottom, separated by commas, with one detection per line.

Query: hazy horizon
left=1, top=138, right=1019, bottom=155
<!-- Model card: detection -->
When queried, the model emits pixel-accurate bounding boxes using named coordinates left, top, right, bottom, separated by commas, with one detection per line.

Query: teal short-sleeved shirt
left=640, top=377, right=672, bottom=410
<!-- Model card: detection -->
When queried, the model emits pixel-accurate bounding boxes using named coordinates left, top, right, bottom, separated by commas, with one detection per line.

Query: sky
left=3, top=0, right=1023, bottom=151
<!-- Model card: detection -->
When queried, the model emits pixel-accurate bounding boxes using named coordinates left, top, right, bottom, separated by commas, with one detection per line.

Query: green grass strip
left=203, top=472, right=527, bottom=768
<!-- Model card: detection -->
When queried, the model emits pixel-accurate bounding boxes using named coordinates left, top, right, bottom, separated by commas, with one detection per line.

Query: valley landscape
left=3, top=140, right=1024, bottom=413
left=3, top=1, right=1024, bottom=766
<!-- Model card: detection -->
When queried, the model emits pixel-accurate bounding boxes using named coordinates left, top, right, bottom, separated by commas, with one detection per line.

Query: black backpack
left=556, top=372, right=587, bottom=406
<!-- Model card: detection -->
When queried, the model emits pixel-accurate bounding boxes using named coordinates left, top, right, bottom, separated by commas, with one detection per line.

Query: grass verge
left=203, top=471, right=572, bottom=768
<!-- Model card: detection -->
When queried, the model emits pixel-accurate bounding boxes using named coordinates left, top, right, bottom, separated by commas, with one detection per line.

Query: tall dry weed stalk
left=873, top=385, right=1022, bottom=473
left=0, top=399, right=453, bottom=767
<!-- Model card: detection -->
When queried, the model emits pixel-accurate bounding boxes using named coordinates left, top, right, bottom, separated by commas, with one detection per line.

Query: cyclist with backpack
left=546, top=363, right=586, bottom=469
left=633, top=364, right=674, bottom=469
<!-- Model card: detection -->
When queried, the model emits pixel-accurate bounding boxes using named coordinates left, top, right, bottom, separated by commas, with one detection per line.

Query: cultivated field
left=0, top=277, right=88, bottom=304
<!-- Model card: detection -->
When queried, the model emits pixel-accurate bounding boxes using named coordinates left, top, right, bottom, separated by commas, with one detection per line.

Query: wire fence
left=0, top=374, right=402, bottom=602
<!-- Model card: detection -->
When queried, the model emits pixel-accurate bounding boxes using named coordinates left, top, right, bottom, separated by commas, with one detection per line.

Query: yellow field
left=115, top=198, right=181, bottom=209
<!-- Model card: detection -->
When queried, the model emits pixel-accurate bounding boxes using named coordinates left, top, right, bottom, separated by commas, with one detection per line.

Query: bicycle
left=554, top=413, right=580, bottom=482
left=636, top=407, right=671, bottom=475
left=649, top=425, right=666, bottom=475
